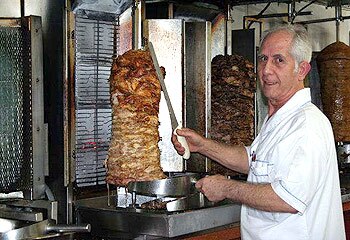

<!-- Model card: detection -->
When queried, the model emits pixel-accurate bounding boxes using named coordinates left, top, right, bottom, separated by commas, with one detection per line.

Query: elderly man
left=172, top=24, right=345, bottom=239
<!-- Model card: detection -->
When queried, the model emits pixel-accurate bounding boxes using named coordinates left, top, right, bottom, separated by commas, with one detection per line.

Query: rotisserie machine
left=0, top=15, right=90, bottom=239
left=65, top=0, right=241, bottom=239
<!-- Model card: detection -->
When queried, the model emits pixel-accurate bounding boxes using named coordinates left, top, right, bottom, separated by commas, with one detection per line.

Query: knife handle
left=174, top=125, right=191, bottom=160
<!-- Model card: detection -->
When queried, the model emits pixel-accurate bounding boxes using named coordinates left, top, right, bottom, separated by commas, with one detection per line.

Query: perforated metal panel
left=0, top=22, right=33, bottom=193
left=74, top=12, right=118, bottom=187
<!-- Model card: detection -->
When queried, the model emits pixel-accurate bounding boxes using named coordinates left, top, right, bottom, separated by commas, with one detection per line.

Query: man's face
left=257, top=31, right=305, bottom=106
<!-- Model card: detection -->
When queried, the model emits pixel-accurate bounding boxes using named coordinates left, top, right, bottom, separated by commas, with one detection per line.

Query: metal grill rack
left=74, top=12, right=118, bottom=187
left=0, top=16, right=46, bottom=199
left=0, top=21, right=32, bottom=193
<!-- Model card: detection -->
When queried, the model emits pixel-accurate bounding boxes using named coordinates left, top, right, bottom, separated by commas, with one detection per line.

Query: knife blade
left=148, top=41, right=190, bottom=160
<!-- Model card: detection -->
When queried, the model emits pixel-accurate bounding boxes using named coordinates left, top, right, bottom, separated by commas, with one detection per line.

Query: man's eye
left=258, top=56, right=267, bottom=62
left=276, top=58, right=284, bottom=63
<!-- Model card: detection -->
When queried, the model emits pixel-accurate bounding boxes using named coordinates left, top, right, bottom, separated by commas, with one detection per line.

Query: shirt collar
left=261, top=88, right=311, bottom=133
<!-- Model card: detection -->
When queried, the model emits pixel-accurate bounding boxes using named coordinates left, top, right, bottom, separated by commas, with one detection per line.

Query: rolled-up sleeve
left=245, top=146, right=252, bottom=166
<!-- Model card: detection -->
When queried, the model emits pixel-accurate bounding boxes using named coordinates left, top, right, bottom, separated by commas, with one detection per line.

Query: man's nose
left=262, top=60, right=273, bottom=75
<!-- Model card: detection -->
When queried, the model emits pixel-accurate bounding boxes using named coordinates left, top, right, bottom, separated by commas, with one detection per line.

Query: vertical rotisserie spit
left=106, top=49, right=166, bottom=186
left=317, top=41, right=350, bottom=142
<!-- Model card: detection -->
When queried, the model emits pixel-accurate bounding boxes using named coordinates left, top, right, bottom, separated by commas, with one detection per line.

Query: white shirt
left=240, top=88, right=345, bottom=240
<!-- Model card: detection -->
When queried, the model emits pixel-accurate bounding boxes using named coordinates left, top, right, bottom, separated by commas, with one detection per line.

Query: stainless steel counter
left=75, top=195, right=241, bottom=239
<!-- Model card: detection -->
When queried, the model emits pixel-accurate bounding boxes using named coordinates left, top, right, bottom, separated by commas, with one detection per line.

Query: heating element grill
left=74, top=11, right=118, bottom=187
left=0, top=22, right=33, bottom=193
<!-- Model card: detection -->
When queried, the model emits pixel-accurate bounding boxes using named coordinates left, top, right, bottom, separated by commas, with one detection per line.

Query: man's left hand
left=195, top=175, right=230, bottom=202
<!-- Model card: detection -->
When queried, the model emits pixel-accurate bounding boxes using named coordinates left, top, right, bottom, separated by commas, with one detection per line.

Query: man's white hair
left=260, top=24, right=312, bottom=71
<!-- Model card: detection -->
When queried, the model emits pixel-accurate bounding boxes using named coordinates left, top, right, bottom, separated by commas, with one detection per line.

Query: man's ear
left=298, top=61, right=311, bottom=81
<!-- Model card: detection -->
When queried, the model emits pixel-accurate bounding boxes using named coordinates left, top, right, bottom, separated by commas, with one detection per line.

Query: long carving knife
left=148, top=42, right=190, bottom=160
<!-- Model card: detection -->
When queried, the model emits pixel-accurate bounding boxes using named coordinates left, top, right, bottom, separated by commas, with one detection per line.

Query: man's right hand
left=171, top=128, right=206, bottom=156
left=172, top=128, right=250, bottom=174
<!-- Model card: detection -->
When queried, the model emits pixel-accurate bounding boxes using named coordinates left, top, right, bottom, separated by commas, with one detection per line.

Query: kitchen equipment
left=0, top=16, right=47, bottom=199
left=317, top=42, right=350, bottom=191
left=75, top=172, right=241, bottom=238
left=165, top=191, right=215, bottom=212
left=126, top=173, right=216, bottom=212
left=148, top=41, right=190, bottom=159
left=0, top=218, right=90, bottom=240
left=0, top=15, right=75, bottom=239
left=338, top=142, right=350, bottom=194
left=0, top=199, right=91, bottom=239
left=317, top=41, right=350, bottom=142
left=127, top=173, right=199, bottom=197
left=337, top=142, right=350, bottom=166
left=67, top=8, right=213, bottom=191
left=67, top=2, right=239, bottom=239
left=76, top=193, right=241, bottom=239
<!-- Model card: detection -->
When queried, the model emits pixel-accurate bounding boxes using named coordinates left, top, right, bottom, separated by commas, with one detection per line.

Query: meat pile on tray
left=106, top=49, right=166, bottom=186
left=210, top=54, right=256, bottom=175
left=140, top=198, right=169, bottom=210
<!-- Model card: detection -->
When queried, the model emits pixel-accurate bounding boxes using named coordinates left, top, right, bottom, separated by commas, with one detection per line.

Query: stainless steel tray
left=166, top=192, right=215, bottom=212
left=127, top=173, right=200, bottom=197
left=75, top=195, right=241, bottom=238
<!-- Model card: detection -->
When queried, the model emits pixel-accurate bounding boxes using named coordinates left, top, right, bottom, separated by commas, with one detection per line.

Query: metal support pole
left=225, top=4, right=229, bottom=55
left=288, top=2, right=295, bottom=23
left=168, top=3, right=174, bottom=19
left=335, top=4, right=342, bottom=42
left=20, top=0, right=25, bottom=17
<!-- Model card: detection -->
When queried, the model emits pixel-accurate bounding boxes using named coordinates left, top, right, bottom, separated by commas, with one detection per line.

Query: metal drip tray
left=75, top=195, right=241, bottom=238
left=127, top=174, right=200, bottom=197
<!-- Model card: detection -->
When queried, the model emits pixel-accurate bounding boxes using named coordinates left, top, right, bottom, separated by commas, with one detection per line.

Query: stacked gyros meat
left=106, top=49, right=166, bottom=186
left=210, top=54, right=256, bottom=175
